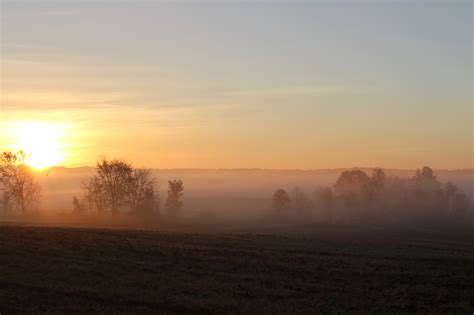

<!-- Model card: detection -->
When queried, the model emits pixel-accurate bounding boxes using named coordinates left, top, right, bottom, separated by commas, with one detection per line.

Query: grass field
left=0, top=224, right=473, bottom=314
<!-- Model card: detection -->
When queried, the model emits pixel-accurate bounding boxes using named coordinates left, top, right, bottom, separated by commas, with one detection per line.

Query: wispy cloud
left=0, top=90, right=127, bottom=110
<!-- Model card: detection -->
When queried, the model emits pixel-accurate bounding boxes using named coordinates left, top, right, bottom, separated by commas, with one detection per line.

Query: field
left=0, top=224, right=473, bottom=314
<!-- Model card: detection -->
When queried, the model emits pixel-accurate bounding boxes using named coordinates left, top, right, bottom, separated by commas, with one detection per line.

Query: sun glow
left=11, top=122, right=67, bottom=169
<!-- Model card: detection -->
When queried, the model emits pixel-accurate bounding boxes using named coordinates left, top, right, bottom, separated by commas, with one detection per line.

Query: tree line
left=1, top=151, right=472, bottom=226
left=0, top=152, right=184, bottom=217
left=0, top=151, right=41, bottom=215
left=272, top=167, right=472, bottom=225
left=74, top=158, right=184, bottom=216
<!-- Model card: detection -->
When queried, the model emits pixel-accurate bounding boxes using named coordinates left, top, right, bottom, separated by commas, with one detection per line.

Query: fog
left=0, top=167, right=467, bottom=233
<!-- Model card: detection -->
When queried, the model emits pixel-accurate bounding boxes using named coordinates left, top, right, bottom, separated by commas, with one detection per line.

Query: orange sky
left=1, top=2, right=472, bottom=169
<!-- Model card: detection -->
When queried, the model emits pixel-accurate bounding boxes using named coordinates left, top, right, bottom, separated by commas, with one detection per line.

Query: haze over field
left=1, top=1, right=474, bottom=313
left=38, top=167, right=474, bottom=215
left=0, top=0, right=473, bottom=231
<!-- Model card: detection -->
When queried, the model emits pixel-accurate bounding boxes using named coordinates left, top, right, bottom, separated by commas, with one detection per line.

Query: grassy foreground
left=0, top=224, right=473, bottom=314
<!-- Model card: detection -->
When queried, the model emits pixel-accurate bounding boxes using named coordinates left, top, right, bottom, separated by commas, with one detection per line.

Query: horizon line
left=49, top=166, right=474, bottom=172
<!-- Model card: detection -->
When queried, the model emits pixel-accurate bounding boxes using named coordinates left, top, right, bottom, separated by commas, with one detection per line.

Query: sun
left=12, top=122, right=66, bottom=169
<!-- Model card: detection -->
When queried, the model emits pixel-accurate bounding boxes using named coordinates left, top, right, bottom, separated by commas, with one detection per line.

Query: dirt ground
left=0, top=224, right=473, bottom=314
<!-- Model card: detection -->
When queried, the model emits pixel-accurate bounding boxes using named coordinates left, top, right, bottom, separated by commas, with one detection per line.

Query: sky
left=0, top=1, right=472, bottom=169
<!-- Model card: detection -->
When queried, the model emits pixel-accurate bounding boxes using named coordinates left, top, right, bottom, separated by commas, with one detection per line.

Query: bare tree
left=125, top=169, right=157, bottom=214
left=0, top=151, right=41, bottom=214
left=96, top=159, right=133, bottom=214
left=273, top=188, right=291, bottom=213
left=82, top=176, right=107, bottom=213
left=165, top=180, right=184, bottom=213
left=1, top=191, right=12, bottom=217
left=82, top=160, right=160, bottom=215
left=72, top=196, right=85, bottom=214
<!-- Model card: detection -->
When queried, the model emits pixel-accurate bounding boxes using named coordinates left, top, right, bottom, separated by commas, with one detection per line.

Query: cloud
left=0, top=90, right=126, bottom=110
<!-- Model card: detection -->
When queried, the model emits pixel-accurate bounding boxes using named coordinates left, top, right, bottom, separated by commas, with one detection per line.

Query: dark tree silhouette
left=96, top=159, right=133, bottom=214
left=414, top=166, right=436, bottom=181
left=272, top=166, right=472, bottom=225
left=0, top=151, right=41, bottom=214
left=82, top=159, right=159, bottom=215
left=273, top=188, right=291, bottom=213
left=1, top=192, right=12, bottom=217
left=165, top=180, right=184, bottom=213
left=334, top=170, right=370, bottom=196
left=334, top=170, right=370, bottom=208
left=413, top=166, right=441, bottom=191
left=72, top=196, right=85, bottom=214
left=82, top=176, right=107, bottom=213
left=370, top=168, right=385, bottom=191
left=125, top=169, right=157, bottom=213
left=367, top=168, right=385, bottom=203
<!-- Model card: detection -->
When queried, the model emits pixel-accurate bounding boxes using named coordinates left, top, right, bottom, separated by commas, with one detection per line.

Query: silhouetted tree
left=0, top=151, right=41, bottom=214
left=369, top=168, right=385, bottom=192
left=125, top=169, right=157, bottom=213
left=72, top=196, right=85, bottom=214
left=334, top=170, right=370, bottom=196
left=96, top=159, right=133, bottom=214
left=334, top=169, right=370, bottom=209
left=1, top=191, right=12, bottom=217
left=165, top=180, right=184, bottom=213
left=412, top=166, right=441, bottom=192
left=366, top=168, right=386, bottom=206
left=271, top=166, right=474, bottom=226
left=273, top=188, right=291, bottom=213
left=82, top=159, right=160, bottom=215
left=82, top=175, right=107, bottom=213
left=407, top=166, right=443, bottom=219
left=414, top=166, right=435, bottom=181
